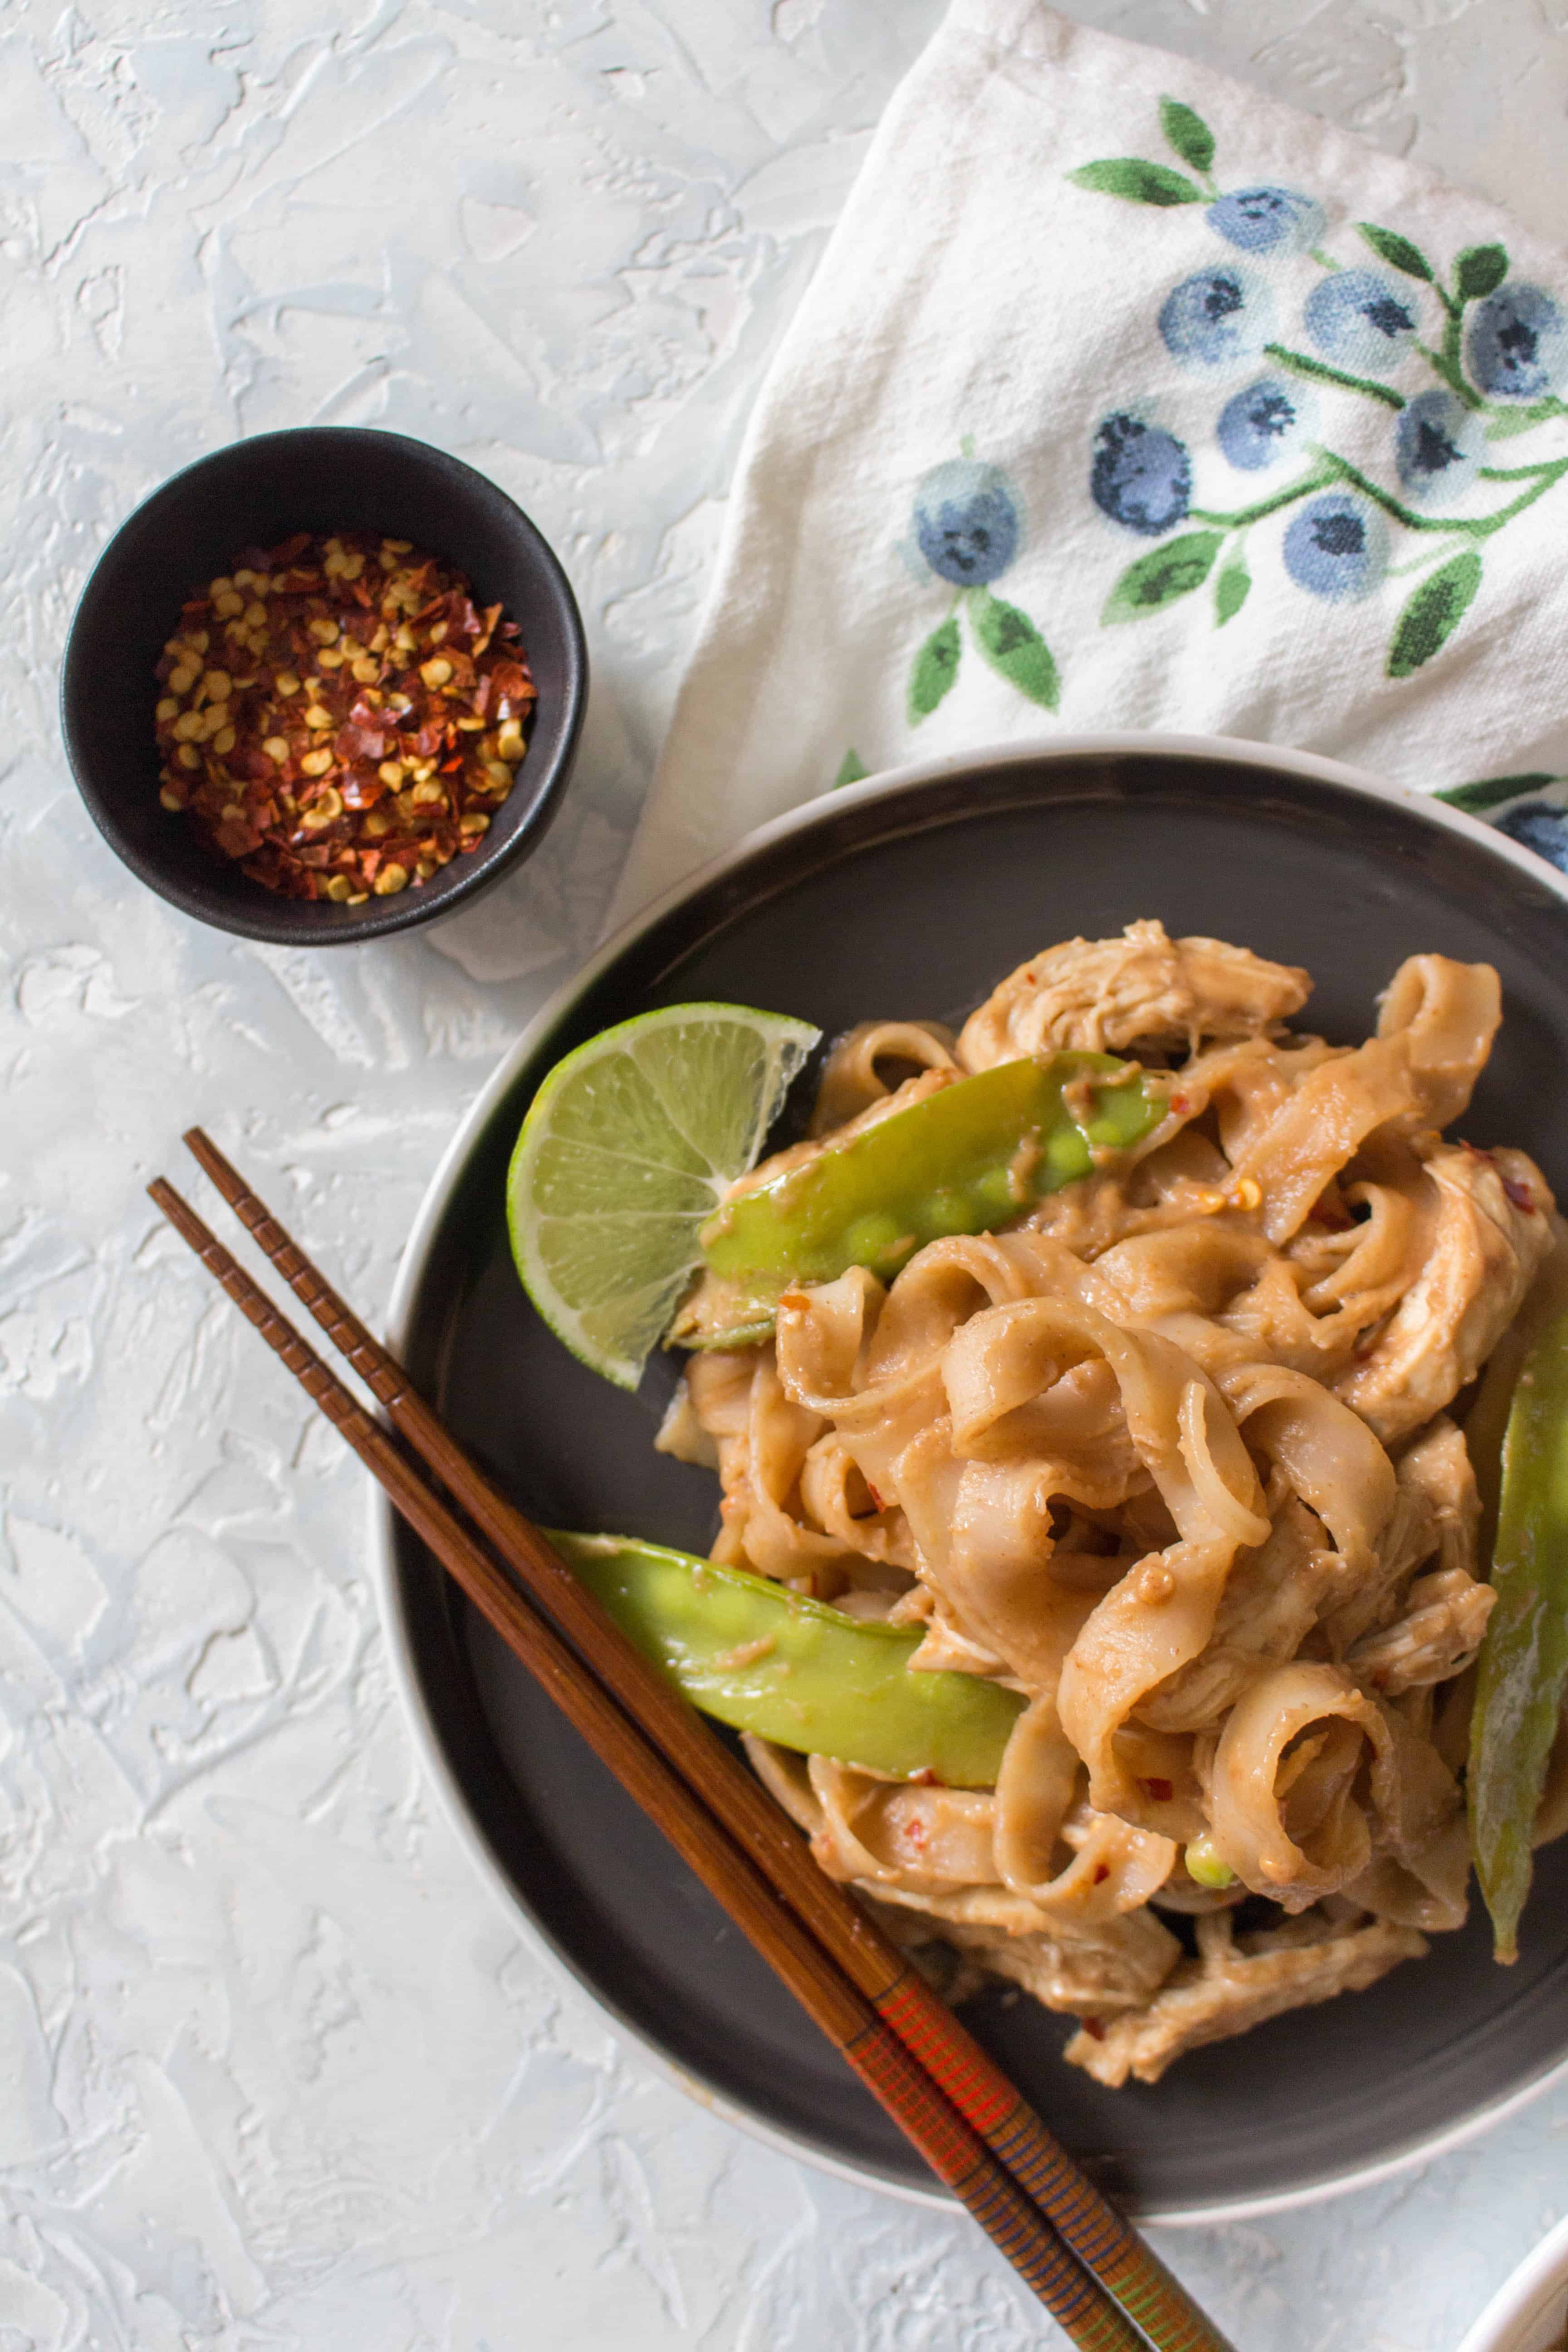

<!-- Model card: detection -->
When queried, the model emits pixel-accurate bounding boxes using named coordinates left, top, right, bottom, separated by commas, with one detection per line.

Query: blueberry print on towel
left=904, top=449, right=1059, bottom=722
left=1435, top=769, right=1568, bottom=871
left=1071, top=96, right=1568, bottom=676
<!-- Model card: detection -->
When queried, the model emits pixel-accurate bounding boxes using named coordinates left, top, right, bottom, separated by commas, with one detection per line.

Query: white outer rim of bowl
left=371, top=727, right=1568, bottom=2227
left=1457, top=2210, right=1568, bottom=2352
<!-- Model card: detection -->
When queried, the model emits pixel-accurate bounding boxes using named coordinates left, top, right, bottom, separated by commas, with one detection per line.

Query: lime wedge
left=507, top=1003, right=820, bottom=1388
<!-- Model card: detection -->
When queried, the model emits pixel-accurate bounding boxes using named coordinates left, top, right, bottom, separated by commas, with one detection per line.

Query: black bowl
left=60, top=427, right=588, bottom=945
left=379, top=736, right=1568, bottom=2222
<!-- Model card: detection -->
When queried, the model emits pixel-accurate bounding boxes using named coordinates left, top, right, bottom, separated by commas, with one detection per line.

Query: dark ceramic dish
left=378, top=737, right=1568, bottom=2220
left=60, top=427, right=587, bottom=946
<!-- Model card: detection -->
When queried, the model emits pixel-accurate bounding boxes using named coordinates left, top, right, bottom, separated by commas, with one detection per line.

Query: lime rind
left=508, top=1003, right=820, bottom=1388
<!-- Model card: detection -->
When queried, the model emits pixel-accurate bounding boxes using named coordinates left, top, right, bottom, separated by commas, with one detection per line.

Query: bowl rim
left=371, top=727, right=1568, bottom=2224
left=1457, top=2209, right=1568, bottom=2352
left=58, top=424, right=588, bottom=946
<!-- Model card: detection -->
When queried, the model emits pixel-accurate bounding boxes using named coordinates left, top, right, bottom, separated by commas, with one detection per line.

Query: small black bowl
left=60, top=426, right=588, bottom=945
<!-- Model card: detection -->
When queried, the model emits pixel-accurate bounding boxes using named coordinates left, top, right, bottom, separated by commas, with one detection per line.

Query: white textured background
left=6, top=3, right=1568, bottom=2345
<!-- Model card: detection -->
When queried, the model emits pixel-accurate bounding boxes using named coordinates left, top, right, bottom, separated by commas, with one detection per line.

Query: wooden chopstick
left=182, top=1133, right=1231, bottom=2352
left=148, top=1176, right=1144, bottom=2350
left=177, top=1129, right=1233, bottom=2352
left=165, top=1136, right=1237, bottom=2352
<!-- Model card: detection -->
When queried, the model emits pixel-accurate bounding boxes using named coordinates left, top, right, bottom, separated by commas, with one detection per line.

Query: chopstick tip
left=148, top=1174, right=198, bottom=1230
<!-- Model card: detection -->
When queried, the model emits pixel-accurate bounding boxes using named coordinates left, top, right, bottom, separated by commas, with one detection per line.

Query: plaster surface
left=5, top=3, right=1568, bottom=2345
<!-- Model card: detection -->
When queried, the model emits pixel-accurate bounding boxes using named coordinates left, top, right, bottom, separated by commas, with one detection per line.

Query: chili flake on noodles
left=154, top=531, right=535, bottom=902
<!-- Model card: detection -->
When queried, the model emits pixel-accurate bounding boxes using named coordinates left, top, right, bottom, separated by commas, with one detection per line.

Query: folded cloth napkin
left=609, top=0, right=1568, bottom=927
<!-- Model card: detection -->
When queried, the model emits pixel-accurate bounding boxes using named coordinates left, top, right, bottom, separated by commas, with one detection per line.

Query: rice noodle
left=662, top=923, right=1556, bottom=2078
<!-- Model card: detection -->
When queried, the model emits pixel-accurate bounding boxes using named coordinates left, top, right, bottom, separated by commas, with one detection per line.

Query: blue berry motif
left=1494, top=800, right=1568, bottom=872
left=1090, top=415, right=1193, bottom=535
left=1303, top=268, right=1417, bottom=376
left=1206, top=186, right=1323, bottom=256
left=911, top=458, right=1021, bottom=584
left=1215, top=376, right=1315, bottom=472
left=1465, top=282, right=1568, bottom=401
left=1158, top=268, right=1274, bottom=370
left=903, top=450, right=1058, bottom=722
left=1282, top=492, right=1389, bottom=603
left=1395, top=389, right=1484, bottom=501
left=1066, top=92, right=1568, bottom=675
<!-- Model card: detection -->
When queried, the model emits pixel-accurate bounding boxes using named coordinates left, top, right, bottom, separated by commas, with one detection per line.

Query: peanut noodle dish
left=510, top=921, right=1568, bottom=2088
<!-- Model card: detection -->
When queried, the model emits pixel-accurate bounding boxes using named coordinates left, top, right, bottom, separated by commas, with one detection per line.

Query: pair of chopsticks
left=150, top=1132, right=1234, bottom=2352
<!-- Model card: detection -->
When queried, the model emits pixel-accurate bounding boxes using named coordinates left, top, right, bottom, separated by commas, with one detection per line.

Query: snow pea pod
left=1469, top=1303, right=1568, bottom=1963
left=550, top=1529, right=1025, bottom=1787
left=1465, top=1215, right=1568, bottom=1570
left=699, top=1052, right=1169, bottom=1305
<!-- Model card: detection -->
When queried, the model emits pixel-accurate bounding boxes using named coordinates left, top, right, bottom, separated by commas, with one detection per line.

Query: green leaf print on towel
left=1213, top=557, right=1251, bottom=626
left=1436, top=771, right=1557, bottom=813
left=1455, top=245, right=1509, bottom=303
left=969, top=591, right=1059, bottom=707
left=1067, top=158, right=1205, bottom=208
left=909, top=616, right=961, bottom=719
left=1388, top=551, right=1482, bottom=678
left=1159, top=98, right=1215, bottom=179
left=1103, top=531, right=1225, bottom=622
left=1357, top=224, right=1435, bottom=284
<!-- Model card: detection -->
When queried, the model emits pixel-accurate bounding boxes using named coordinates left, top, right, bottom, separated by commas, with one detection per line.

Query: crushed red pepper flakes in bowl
left=153, top=531, right=536, bottom=903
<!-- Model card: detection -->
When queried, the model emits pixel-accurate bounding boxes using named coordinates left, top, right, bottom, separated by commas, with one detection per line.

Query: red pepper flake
left=215, top=812, right=262, bottom=858
left=1081, top=2018, right=1107, bottom=2042
left=152, top=530, right=535, bottom=902
left=1503, top=1175, right=1537, bottom=1214
left=334, top=721, right=387, bottom=764
left=1169, top=1093, right=1191, bottom=1117
left=1092, top=1863, right=1111, bottom=1884
left=1141, top=1777, right=1174, bottom=1803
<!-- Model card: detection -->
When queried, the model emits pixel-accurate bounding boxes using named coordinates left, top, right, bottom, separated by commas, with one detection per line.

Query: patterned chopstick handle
left=874, top=1970, right=1232, bottom=2352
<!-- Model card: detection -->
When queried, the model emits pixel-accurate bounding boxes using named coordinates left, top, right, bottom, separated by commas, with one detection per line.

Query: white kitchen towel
left=609, top=0, right=1568, bottom=927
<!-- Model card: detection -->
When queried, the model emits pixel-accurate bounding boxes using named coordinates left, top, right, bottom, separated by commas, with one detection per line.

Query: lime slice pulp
left=506, top=1003, right=820, bottom=1389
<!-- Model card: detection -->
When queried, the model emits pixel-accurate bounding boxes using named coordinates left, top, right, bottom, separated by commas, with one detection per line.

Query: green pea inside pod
left=549, top=1530, right=1026, bottom=1787
left=695, top=1051, right=1169, bottom=1319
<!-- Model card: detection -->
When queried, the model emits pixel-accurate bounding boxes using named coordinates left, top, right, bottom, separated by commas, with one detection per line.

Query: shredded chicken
left=941, top=1908, right=1182, bottom=2019
left=1348, top=1567, right=1496, bottom=1695
left=654, top=1378, right=720, bottom=1470
left=957, top=919, right=1311, bottom=1067
left=659, top=1347, right=753, bottom=1470
left=1336, top=1144, right=1553, bottom=1442
left=1064, top=1909, right=1426, bottom=2087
